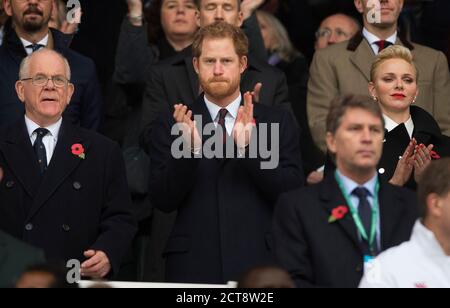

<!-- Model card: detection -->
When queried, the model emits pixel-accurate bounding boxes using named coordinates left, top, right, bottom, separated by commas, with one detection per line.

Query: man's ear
left=193, top=57, right=200, bottom=75
left=426, top=193, right=442, bottom=219
left=3, top=0, right=13, bottom=17
left=240, top=56, right=248, bottom=73
left=66, top=83, right=75, bottom=106
left=236, top=11, right=244, bottom=27
left=15, top=80, right=25, bottom=103
left=326, top=132, right=337, bottom=155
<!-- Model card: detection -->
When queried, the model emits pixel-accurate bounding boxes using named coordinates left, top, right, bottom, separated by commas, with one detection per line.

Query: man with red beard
left=149, top=22, right=304, bottom=284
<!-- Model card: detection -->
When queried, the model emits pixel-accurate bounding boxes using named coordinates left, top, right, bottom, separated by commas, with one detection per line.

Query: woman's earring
left=372, top=96, right=378, bottom=102
left=412, top=96, right=417, bottom=104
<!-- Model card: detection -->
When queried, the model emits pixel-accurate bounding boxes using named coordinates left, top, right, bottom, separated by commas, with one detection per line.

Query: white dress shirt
left=359, top=220, right=450, bottom=288
left=25, top=115, right=62, bottom=165
left=336, top=170, right=381, bottom=249
left=20, top=34, right=49, bottom=55
left=363, top=28, right=397, bottom=55
left=383, top=114, right=414, bottom=139
left=204, top=94, right=242, bottom=136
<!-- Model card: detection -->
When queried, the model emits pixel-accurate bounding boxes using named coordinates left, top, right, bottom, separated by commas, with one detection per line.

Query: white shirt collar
left=413, top=221, right=450, bottom=259
left=363, top=28, right=397, bottom=54
left=20, top=34, right=49, bottom=55
left=204, top=93, right=242, bottom=122
left=383, top=114, right=414, bottom=138
left=336, top=170, right=378, bottom=197
left=25, top=115, right=62, bottom=140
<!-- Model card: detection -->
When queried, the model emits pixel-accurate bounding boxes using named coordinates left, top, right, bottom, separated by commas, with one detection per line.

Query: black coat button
left=62, top=224, right=70, bottom=232
left=25, top=223, right=33, bottom=231
left=5, top=181, right=15, bottom=188
left=73, top=182, right=82, bottom=190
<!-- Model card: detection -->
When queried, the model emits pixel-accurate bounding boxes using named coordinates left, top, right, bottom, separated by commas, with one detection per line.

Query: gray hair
left=256, top=10, right=300, bottom=62
left=19, top=48, right=71, bottom=81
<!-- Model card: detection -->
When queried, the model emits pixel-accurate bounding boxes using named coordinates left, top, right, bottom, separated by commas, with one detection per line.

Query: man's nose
left=213, top=62, right=224, bottom=75
left=214, top=8, right=224, bottom=20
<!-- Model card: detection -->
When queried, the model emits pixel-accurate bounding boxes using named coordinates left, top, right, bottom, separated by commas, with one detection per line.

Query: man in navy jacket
left=0, top=0, right=102, bottom=130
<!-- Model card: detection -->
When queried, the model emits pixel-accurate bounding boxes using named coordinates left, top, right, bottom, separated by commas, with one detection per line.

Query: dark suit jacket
left=149, top=94, right=304, bottom=283
left=273, top=174, right=418, bottom=288
left=378, top=106, right=450, bottom=190
left=0, top=118, right=137, bottom=275
left=140, top=47, right=292, bottom=153
left=0, top=27, right=103, bottom=130
left=0, top=230, right=45, bottom=288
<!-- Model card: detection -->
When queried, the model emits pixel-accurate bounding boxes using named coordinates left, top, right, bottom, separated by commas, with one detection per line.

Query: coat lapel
left=26, top=120, right=86, bottom=220
left=320, top=175, right=361, bottom=251
left=0, top=119, right=41, bottom=197
left=349, top=38, right=374, bottom=83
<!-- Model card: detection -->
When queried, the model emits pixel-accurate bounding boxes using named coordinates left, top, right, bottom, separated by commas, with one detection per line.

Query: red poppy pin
left=328, top=206, right=349, bottom=223
left=71, top=143, right=85, bottom=159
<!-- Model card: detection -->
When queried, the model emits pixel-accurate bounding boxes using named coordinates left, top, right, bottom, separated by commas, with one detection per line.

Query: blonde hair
left=256, top=10, right=300, bottom=62
left=370, top=45, right=418, bottom=82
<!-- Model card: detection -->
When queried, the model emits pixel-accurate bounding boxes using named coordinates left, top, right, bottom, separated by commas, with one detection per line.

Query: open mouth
left=41, top=98, right=58, bottom=103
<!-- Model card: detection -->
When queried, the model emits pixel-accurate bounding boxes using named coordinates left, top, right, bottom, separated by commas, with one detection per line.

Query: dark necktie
left=33, top=128, right=49, bottom=173
left=26, top=43, right=44, bottom=53
left=352, top=187, right=377, bottom=255
left=374, top=40, right=393, bottom=52
left=217, top=109, right=228, bottom=144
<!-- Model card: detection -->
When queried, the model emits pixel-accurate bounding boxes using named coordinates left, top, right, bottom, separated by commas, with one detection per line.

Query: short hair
left=238, top=266, right=295, bottom=288
left=417, top=158, right=450, bottom=219
left=19, top=48, right=71, bottom=81
left=370, top=45, right=418, bottom=82
left=19, top=263, right=78, bottom=288
left=192, top=21, right=248, bottom=58
left=326, top=94, right=385, bottom=135
left=194, top=0, right=241, bottom=10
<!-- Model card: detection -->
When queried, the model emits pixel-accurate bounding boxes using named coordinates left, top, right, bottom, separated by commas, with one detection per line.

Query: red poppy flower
left=329, top=206, right=348, bottom=223
left=71, top=144, right=85, bottom=159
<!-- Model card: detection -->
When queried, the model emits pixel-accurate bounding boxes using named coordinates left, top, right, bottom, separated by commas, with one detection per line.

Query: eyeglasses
left=21, top=74, right=69, bottom=88
left=316, top=28, right=351, bottom=40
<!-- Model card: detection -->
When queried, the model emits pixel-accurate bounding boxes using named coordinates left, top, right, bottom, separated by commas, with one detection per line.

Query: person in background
left=274, top=95, right=418, bottom=288
left=238, top=266, right=295, bottom=288
left=15, top=263, right=78, bottom=288
left=256, top=9, right=324, bottom=183
left=314, top=13, right=360, bottom=50
left=368, top=45, right=450, bottom=190
left=0, top=0, right=103, bottom=130
left=308, top=0, right=450, bottom=154
left=0, top=229, right=45, bottom=288
left=360, top=158, right=450, bottom=288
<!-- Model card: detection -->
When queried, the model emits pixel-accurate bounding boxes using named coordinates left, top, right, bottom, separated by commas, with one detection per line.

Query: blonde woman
left=369, top=45, right=450, bottom=189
